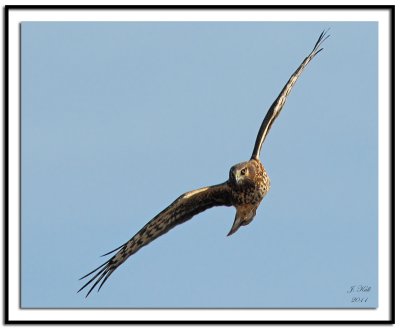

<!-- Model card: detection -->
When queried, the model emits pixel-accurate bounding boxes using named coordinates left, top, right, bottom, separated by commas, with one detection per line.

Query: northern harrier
left=79, top=31, right=329, bottom=297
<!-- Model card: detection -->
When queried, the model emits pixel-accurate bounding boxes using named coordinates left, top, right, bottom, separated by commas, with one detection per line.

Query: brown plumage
left=78, top=30, right=329, bottom=297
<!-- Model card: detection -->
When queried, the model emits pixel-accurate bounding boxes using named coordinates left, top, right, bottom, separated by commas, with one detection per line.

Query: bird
left=78, top=30, right=329, bottom=297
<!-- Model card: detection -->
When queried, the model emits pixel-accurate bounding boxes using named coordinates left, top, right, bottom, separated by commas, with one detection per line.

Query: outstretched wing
left=78, top=182, right=232, bottom=297
left=251, top=30, right=330, bottom=160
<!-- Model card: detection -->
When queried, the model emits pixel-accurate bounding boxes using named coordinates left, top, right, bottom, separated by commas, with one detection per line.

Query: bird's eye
left=240, top=168, right=247, bottom=175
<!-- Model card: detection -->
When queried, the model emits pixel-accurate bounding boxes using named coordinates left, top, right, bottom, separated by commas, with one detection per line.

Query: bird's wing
left=78, top=182, right=232, bottom=297
left=251, top=30, right=330, bottom=160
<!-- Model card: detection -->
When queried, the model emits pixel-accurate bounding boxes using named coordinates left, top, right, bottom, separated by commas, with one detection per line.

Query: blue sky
left=21, top=21, right=378, bottom=308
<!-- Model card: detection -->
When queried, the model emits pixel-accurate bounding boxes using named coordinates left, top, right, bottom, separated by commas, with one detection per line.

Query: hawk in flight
left=79, top=31, right=329, bottom=297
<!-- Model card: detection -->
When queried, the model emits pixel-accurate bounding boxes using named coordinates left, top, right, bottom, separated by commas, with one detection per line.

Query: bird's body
left=79, top=30, right=329, bottom=297
left=228, top=159, right=270, bottom=235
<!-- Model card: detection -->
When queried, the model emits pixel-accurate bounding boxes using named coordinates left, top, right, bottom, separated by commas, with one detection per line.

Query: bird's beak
left=235, top=172, right=240, bottom=183
left=229, top=170, right=239, bottom=187
left=234, top=172, right=243, bottom=186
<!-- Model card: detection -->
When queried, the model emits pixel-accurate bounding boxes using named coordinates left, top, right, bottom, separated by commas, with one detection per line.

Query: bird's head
left=229, top=161, right=257, bottom=187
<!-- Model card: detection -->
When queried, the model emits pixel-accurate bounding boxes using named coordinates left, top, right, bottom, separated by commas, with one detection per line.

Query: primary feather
left=78, top=183, right=232, bottom=297
left=251, top=30, right=329, bottom=160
